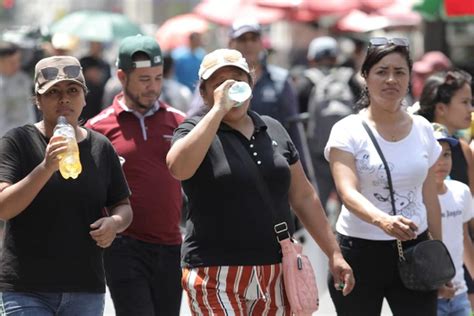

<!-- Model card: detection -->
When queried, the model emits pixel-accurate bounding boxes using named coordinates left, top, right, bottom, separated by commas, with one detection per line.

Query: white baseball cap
left=198, top=48, right=250, bottom=80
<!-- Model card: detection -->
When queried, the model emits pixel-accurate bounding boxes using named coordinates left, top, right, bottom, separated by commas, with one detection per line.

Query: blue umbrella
left=50, top=10, right=143, bottom=42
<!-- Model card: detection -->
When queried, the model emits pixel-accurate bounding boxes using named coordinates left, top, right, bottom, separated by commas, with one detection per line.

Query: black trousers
left=328, top=231, right=437, bottom=316
left=104, top=236, right=182, bottom=316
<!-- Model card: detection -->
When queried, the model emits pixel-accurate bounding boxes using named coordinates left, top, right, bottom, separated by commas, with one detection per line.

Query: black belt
left=337, top=230, right=429, bottom=248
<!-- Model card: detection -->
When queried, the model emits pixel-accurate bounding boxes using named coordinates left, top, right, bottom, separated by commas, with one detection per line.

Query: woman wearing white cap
left=167, top=48, right=354, bottom=315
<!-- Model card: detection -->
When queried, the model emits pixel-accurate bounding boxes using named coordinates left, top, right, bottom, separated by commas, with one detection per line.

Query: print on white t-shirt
left=324, top=113, right=442, bottom=240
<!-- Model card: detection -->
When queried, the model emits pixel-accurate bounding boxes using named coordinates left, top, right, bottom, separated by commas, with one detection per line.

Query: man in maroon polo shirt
left=86, top=35, right=185, bottom=316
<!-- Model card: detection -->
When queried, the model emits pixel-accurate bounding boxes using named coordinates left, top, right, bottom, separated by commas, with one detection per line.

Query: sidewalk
left=104, top=229, right=392, bottom=315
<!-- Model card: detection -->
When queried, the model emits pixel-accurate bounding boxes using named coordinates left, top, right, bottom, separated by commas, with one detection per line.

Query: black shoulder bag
left=362, top=120, right=455, bottom=291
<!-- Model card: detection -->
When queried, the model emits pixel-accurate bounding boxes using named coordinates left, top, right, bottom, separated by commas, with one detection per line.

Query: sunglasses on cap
left=369, top=37, right=409, bottom=48
left=443, top=71, right=472, bottom=85
left=39, top=65, right=82, bottom=81
left=201, top=49, right=243, bottom=70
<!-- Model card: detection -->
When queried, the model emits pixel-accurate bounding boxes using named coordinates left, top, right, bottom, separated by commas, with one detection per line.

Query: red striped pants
left=182, top=264, right=291, bottom=316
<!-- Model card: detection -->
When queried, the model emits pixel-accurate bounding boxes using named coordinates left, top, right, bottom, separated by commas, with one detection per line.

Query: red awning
left=194, top=0, right=285, bottom=26
left=444, top=0, right=474, bottom=17
left=156, top=13, right=208, bottom=51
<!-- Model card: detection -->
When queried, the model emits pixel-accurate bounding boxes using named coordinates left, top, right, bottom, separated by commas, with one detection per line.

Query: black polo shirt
left=173, top=111, right=299, bottom=268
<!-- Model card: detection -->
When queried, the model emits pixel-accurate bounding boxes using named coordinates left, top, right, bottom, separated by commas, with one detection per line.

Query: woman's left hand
left=329, top=252, right=355, bottom=296
left=89, top=217, right=119, bottom=248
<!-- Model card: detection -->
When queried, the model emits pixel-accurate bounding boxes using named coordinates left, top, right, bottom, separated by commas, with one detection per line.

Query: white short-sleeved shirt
left=439, top=179, right=474, bottom=295
left=324, top=113, right=442, bottom=240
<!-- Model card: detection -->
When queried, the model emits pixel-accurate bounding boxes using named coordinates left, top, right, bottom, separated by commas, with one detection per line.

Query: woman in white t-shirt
left=432, top=123, right=474, bottom=316
left=325, top=37, right=442, bottom=316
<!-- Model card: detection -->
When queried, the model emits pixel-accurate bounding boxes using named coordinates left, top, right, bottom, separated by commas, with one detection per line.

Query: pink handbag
left=280, top=236, right=319, bottom=315
left=226, top=127, right=320, bottom=315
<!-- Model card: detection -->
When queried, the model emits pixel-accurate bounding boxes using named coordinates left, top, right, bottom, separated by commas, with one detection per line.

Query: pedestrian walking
left=166, top=48, right=354, bottom=315
left=294, top=36, right=359, bottom=212
left=172, top=32, right=206, bottom=92
left=416, top=69, right=474, bottom=311
left=0, top=55, right=133, bottom=315
left=160, top=53, right=193, bottom=113
left=325, top=37, right=443, bottom=316
left=79, top=41, right=112, bottom=121
left=431, top=123, right=474, bottom=316
left=86, top=35, right=185, bottom=316
left=0, top=41, right=37, bottom=136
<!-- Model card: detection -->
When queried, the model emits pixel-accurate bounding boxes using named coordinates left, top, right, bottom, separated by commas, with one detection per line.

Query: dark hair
left=162, top=53, right=173, bottom=77
left=356, top=43, right=413, bottom=110
left=417, top=69, right=472, bottom=122
left=0, top=41, right=19, bottom=58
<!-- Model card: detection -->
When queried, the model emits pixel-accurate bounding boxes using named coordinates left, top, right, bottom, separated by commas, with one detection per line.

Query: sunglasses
left=201, top=50, right=243, bottom=71
left=369, top=37, right=409, bottom=48
left=443, top=71, right=472, bottom=85
left=39, top=65, right=82, bottom=81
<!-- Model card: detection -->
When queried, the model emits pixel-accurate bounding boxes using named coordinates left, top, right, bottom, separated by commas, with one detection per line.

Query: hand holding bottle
left=213, top=80, right=252, bottom=112
left=228, top=81, right=251, bottom=107
left=42, top=134, right=69, bottom=173
left=212, top=80, right=237, bottom=112
left=53, top=116, right=82, bottom=179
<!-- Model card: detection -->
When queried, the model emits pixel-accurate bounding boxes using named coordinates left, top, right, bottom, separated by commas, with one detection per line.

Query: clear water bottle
left=228, top=81, right=252, bottom=107
left=53, top=116, right=82, bottom=179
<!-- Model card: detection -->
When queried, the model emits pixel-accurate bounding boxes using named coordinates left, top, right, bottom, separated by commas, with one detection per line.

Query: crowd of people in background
left=1, top=14, right=474, bottom=316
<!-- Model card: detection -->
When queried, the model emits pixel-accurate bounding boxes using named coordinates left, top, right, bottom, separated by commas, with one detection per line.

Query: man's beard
left=124, top=86, right=158, bottom=111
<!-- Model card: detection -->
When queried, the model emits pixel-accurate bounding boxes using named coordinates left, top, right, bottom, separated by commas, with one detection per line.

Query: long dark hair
left=357, top=42, right=413, bottom=111
left=416, top=70, right=472, bottom=122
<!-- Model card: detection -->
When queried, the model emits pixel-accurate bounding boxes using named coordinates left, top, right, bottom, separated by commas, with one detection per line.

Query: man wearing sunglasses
left=86, top=35, right=185, bottom=316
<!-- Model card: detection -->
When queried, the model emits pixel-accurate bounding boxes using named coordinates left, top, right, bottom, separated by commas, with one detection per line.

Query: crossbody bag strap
left=225, top=129, right=291, bottom=242
left=361, top=120, right=407, bottom=260
left=361, top=120, right=396, bottom=216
